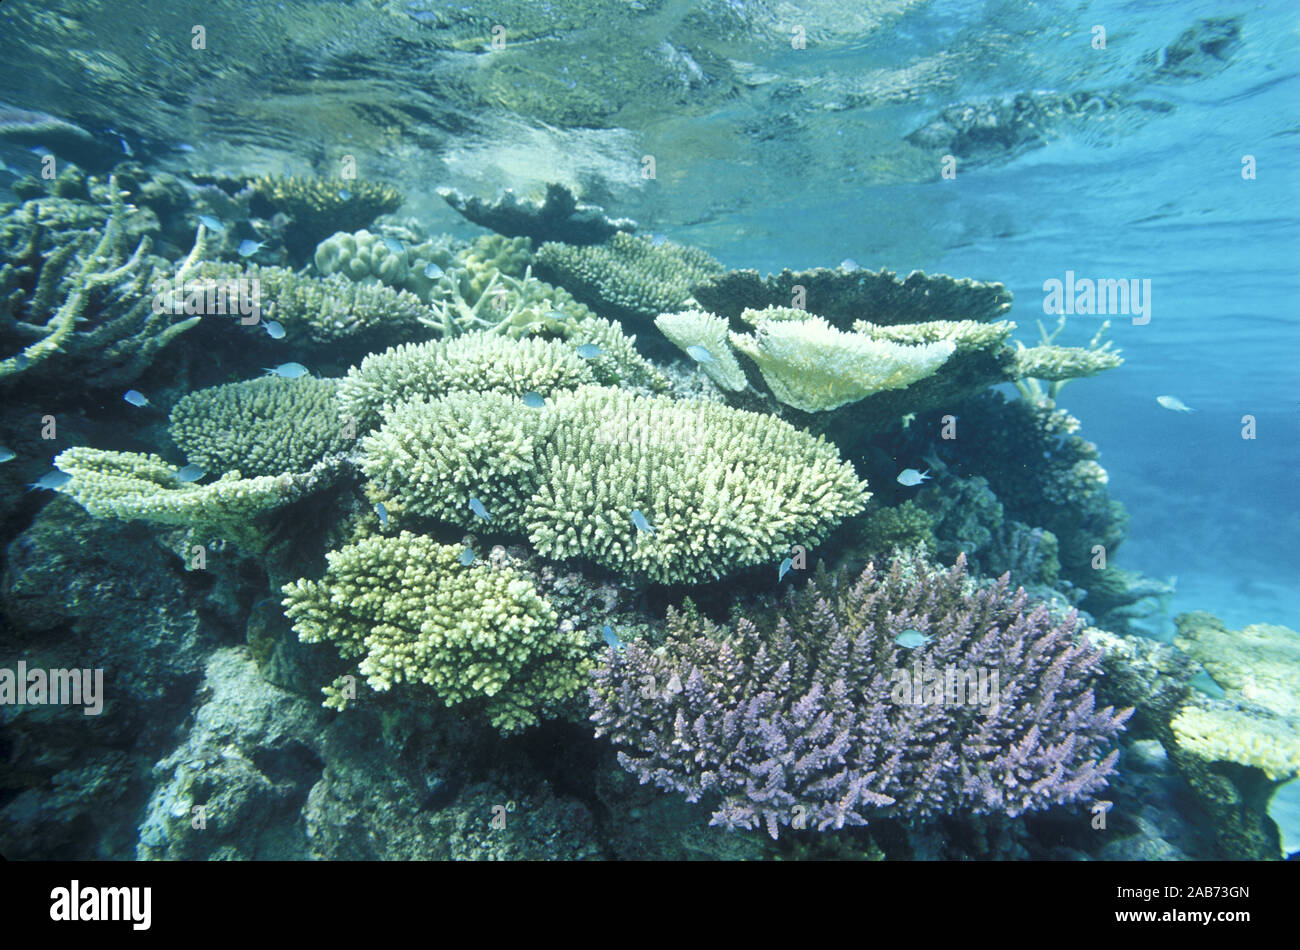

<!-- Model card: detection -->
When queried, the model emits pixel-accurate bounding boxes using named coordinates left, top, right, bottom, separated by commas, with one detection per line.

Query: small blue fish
left=423, top=261, right=444, bottom=279
left=376, top=502, right=388, bottom=527
left=778, top=557, right=793, bottom=582
left=237, top=239, right=265, bottom=257
left=123, top=389, right=150, bottom=407
left=264, top=320, right=286, bottom=340
left=459, top=547, right=476, bottom=566
left=196, top=214, right=225, bottom=232
left=894, top=629, right=931, bottom=650
left=602, top=624, right=623, bottom=650
left=840, top=258, right=859, bottom=272
left=545, top=310, right=568, bottom=322
left=175, top=463, right=205, bottom=482
left=469, top=497, right=491, bottom=521
left=0, top=447, right=15, bottom=463
left=28, top=470, right=71, bottom=491
left=651, top=233, right=668, bottom=246
left=382, top=237, right=405, bottom=256
left=338, top=189, right=352, bottom=200
left=176, top=143, right=196, bottom=153
left=119, top=136, right=133, bottom=156
left=630, top=509, right=654, bottom=534
left=14, top=353, right=29, bottom=369
left=685, top=345, right=716, bottom=364
left=896, top=467, right=931, bottom=487
left=575, top=343, right=603, bottom=359
left=264, top=362, right=309, bottom=378
left=521, top=392, right=546, bottom=409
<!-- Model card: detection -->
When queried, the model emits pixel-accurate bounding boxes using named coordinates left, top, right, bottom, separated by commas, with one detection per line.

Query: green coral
left=282, top=531, right=589, bottom=733
left=655, top=310, right=748, bottom=391
left=50, top=447, right=338, bottom=553
left=168, top=376, right=354, bottom=477
left=729, top=308, right=955, bottom=412
left=361, top=385, right=869, bottom=583
left=1175, top=612, right=1300, bottom=718
left=1, top=176, right=203, bottom=388
left=338, top=332, right=597, bottom=432
left=534, top=232, right=725, bottom=325
left=247, top=175, right=402, bottom=259
left=691, top=265, right=1013, bottom=329
left=185, top=262, right=434, bottom=350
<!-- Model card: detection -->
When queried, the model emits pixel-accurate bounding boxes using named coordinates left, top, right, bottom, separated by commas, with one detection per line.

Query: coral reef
left=590, top=554, right=1132, bottom=838
left=534, top=232, right=725, bottom=326
left=0, top=176, right=204, bottom=389
left=282, top=532, right=589, bottom=733
left=691, top=265, right=1013, bottom=328
left=361, top=386, right=869, bottom=583
left=338, top=332, right=597, bottom=432
left=728, top=308, right=955, bottom=412
left=247, top=175, right=402, bottom=260
left=655, top=309, right=748, bottom=391
left=168, top=376, right=354, bottom=478
left=439, top=183, right=636, bottom=244
left=50, top=447, right=342, bottom=554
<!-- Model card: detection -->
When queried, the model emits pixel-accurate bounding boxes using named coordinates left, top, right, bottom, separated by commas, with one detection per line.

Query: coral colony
left=1, top=153, right=1294, bottom=861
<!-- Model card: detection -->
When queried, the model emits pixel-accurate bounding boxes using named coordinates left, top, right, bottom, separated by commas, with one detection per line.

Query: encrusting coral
left=169, top=376, right=354, bottom=477
left=590, top=553, right=1133, bottom=838
left=282, top=531, right=590, bottom=733
left=361, top=385, right=868, bottom=583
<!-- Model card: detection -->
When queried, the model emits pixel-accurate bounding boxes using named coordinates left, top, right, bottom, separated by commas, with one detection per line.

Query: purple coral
left=589, top=554, right=1132, bottom=839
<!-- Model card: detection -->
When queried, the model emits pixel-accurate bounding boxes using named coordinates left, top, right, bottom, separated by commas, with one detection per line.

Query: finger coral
left=282, top=531, right=589, bottom=733
left=590, top=554, right=1133, bottom=838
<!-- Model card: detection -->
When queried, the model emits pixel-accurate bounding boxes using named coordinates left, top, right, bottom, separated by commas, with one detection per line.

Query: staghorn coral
left=281, top=531, right=589, bottom=733
left=655, top=309, right=748, bottom=391
left=534, top=232, right=725, bottom=326
left=247, top=175, right=402, bottom=260
left=0, top=177, right=203, bottom=389
left=590, top=553, right=1132, bottom=838
left=361, top=385, right=868, bottom=584
left=50, top=447, right=341, bottom=554
left=729, top=308, right=955, bottom=412
left=338, top=332, right=596, bottom=432
left=168, top=376, right=354, bottom=477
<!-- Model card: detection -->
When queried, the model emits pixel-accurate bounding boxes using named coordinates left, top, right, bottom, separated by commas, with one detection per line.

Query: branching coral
left=534, top=232, right=725, bottom=325
left=590, top=554, right=1132, bottom=838
left=361, top=385, right=868, bottom=583
left=0, top=176, right=204, bottom=388
left=655, top=309, right=748, bottom=391
left=247, top=175, right=402, bottom=259
left=338, top=332, right=597, bottom=431
left=282, top=531, right=589, bottom=732
left=169, top=376, right=354, bottom=477
left=50, top=447, right=340, bottom=553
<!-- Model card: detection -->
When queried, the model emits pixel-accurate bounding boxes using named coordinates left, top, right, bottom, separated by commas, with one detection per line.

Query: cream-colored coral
left=729, top=308, right=954, bottom=412
left=655, top=310, right=748, bottom=391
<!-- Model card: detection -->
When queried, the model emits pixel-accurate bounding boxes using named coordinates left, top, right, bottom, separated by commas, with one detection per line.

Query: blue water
left=668, top=2, right=1300, bottom=631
